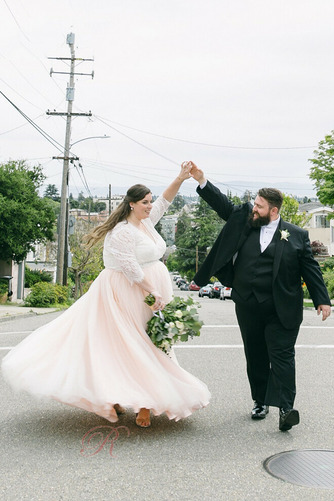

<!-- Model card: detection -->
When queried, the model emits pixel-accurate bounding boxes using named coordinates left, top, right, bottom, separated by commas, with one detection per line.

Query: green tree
left=280, top=194, right=310, bottom=227
left=169, top=199, right=223, bottom=279
left=0, top=160, right=56, bottom=262
left=174, top=211, right=196, bottom=275
left=167, top=194, right=185, bottom=214
left=227, top=190, right=242, bottom=205
left=44, top=184, right=60, bottom=202
left=193, top=198, right=222, bottom=268
left=309, top=130, right=334, bottom=206
left=241, top=190, right=255, bottom=203
left=69, top=193, right=79, bottom=209
left=69, top=193, right=106, bottom=213
left=68, top=220, right=104, bottom=298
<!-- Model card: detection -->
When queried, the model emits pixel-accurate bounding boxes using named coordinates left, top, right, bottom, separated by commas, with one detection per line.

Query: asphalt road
left=1, top=285, right=334, bottom=501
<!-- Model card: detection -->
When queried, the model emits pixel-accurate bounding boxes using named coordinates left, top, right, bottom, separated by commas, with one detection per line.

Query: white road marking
left=1, top=345, right=334, bottom=351
left=201, top=325, right=334, bottom=329
left=0, top=331, right=32, bottom=335
left=1, top=325, right=334, bottom=336
left=174, top=345, right=334, bottom=349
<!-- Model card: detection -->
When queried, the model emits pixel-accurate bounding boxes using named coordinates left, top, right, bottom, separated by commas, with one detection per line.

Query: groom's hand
left=317, top=304, right=331, bottom=321
left=189, top=161, right=206, bottom=186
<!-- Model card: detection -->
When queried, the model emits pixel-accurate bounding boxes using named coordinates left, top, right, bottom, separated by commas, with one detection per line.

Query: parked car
left=220, top=286, right=232, bottom=300
left=173, top=275, right=181, bottom=281
left=189, top=280, right=200, bottom=291
left=198, top=284, right=213, bottom=298
left=210, top=281, right=223, bottom=298
left=180, top=282, right=189, bottom=291
left=175, top=277, right=185, bottom=286
left=177, top=278, right=188, bottom=288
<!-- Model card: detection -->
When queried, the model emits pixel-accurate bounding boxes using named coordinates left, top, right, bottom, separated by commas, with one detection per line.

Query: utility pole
left=47, top=33, right=93, bottom=284
left=98, top=184, right=113, bottom=216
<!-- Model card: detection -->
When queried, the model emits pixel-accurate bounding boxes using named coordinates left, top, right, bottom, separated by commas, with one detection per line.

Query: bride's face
left=130, top=193, right=153, bottom=220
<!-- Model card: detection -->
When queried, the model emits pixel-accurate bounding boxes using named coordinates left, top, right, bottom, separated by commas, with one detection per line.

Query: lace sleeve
left=150, top=195, right=171, bottom=226
left=104, top=225, right=144, bottom=285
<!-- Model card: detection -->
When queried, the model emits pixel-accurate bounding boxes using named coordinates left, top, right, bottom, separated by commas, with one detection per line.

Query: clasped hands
left=180, top=161, right=206, bottom=185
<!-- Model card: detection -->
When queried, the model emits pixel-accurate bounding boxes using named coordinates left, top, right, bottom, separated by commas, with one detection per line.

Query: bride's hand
left=151, top=291, right=165, bottom=311
left=178, top=161, right=192, bottom=181
left=188, top=161, right=206, bottom=185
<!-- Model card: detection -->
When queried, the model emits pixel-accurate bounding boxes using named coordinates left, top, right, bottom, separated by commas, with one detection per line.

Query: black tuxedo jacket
left=194, top=181, right=331, bottom=329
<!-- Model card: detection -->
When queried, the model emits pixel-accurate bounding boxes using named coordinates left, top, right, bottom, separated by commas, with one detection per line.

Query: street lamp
left=70, top=135, right=110, bottom=147
left=57, top=134, right=110, bottom=285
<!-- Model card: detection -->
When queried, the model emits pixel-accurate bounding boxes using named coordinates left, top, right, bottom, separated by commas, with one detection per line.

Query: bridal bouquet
left=144, top=294, right=203, bottom=354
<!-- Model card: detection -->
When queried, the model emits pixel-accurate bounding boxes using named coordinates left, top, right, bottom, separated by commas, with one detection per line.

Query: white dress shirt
left=260, top=217, right=280, bottom=252
left=198, top=180, right=280, bottom=255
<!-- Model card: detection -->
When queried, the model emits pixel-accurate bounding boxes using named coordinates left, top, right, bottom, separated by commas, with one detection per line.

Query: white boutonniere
left=280, top=229, right=290, bottom=241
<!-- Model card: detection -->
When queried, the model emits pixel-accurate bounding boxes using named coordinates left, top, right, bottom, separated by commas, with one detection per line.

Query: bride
left=2, top=162, right=210, bottom=428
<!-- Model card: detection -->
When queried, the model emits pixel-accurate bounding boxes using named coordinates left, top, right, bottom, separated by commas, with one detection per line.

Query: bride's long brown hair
left=85, top=184, right=151, bottom=248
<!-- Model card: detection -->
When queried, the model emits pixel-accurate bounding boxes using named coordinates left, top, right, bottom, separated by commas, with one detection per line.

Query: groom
left=190, top=162, right=331, bottom=431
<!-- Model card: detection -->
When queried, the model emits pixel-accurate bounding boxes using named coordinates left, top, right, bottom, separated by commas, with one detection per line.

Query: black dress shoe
left=279, top=408, right=300, bottom=431
left=251, top=401, right=269, bottom=419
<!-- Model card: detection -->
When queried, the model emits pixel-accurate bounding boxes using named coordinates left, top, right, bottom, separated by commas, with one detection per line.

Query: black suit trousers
left=235, top=295, right=299, bottom=409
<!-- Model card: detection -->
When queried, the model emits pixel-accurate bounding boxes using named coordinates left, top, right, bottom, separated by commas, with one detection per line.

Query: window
left=315, top=215, right=330, bottom=228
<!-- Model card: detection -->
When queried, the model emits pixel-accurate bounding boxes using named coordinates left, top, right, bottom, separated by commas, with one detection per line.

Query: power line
left=0, top=77, right=44, bottom=110
left=75, top=162, right=92, bottom=197
left=95, top=115, right=180, bottom=166
left=3, top=0, right=30, bottom=42
left=94, top=115, right=316, bottom=151
left=0, top=90, right=64, bottom=152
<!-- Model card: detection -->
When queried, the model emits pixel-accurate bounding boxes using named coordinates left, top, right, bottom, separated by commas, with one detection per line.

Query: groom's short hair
left=258, top=188, right=283, bottom=211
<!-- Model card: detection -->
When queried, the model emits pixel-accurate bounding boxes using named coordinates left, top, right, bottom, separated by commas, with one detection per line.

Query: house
left=0, top=260, right=25, bottom=302
left=299, top=202, right=334, bottom=256
left=25, top=240, right=58, bottom=283
left=160, top=215, right=178, bottom=246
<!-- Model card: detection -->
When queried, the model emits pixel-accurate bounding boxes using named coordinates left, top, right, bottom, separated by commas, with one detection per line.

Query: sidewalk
left=0, top=304, right=59, bottom=321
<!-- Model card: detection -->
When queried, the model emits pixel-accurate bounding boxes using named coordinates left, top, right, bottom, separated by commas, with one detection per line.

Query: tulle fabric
left=2, top=261, right=210, bottom=422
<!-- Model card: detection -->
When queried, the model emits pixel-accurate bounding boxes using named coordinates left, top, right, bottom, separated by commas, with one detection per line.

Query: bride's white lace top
left=103, top=195, right=171, bottom=285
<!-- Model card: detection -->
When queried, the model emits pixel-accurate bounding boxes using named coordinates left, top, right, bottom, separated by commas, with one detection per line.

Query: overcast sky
left=1, top=0, right=334, bottom=199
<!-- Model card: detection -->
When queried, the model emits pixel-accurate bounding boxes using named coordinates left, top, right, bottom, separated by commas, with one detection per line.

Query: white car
left=220, top=286, right=232, bottom=300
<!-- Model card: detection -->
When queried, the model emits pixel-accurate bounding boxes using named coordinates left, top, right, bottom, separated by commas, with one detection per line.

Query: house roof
left=299, top=202, right=333, bottom=213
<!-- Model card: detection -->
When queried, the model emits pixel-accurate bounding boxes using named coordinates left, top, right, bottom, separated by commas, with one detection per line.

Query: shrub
left=323, top=270, right=334, bottom=300
left=320, top=257, right=334, bottom=272
left=302, top=282, right=311, bottom=299
left=25, top=266, right=53, bottom=287
left=0, top=278, right=8, bottom=296
left=24, top=282, right=70, bottom=307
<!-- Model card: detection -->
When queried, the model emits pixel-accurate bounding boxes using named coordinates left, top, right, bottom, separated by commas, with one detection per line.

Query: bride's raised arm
left=162, top=161, right=192, bottom=202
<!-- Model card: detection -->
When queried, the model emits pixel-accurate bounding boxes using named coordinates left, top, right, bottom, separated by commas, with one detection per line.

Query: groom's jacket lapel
left=273, top=219, right=286, bottom=282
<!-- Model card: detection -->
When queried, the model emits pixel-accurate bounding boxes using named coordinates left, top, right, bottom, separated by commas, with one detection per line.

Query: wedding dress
left=2, top=196, right=210, bottom=422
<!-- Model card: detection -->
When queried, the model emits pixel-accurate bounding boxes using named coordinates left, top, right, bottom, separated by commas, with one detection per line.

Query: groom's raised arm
left=189, top=161, right=235, bottom=220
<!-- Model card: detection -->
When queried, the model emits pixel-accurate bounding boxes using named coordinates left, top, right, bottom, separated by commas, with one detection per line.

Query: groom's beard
left=248, top=211, right=271, bottom=228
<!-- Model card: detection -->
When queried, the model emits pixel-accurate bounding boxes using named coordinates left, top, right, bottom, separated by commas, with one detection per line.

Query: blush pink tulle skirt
left=2, top=262, right=210, bottom=422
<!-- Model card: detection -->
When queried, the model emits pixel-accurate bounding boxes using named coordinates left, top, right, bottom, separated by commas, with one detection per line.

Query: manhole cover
left=264, top=450, right=334, bottom=488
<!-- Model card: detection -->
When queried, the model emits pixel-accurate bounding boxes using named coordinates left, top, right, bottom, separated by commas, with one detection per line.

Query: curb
left=0, top=308, right=61, bottom=323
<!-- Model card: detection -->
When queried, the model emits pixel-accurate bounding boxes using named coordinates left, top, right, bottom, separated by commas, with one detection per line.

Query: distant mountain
left=108, top=179, right=316, bottom=198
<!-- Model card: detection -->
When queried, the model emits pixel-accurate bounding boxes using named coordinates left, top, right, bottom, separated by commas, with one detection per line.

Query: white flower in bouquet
left=160, top=340, right=171, bottom=352
left=167, top=330, right=174, bottom=339
left=175, top=320, right=185, bottom=332
left=174, top=310, right=183, bottom=318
